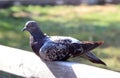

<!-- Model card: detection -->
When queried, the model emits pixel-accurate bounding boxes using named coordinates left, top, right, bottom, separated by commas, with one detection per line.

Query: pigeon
left=22, top=21, right=106, bottom=65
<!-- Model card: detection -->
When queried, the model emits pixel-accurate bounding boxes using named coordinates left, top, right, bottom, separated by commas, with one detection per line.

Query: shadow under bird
left=22, top=21, right=106, bottom=65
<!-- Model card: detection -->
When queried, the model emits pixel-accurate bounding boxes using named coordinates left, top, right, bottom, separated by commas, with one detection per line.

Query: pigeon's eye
left=28, top=25, right=33, bottom=28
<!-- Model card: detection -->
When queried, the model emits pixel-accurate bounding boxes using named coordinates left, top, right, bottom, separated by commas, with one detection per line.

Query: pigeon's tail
left=81, top=52, right=106, bottom=66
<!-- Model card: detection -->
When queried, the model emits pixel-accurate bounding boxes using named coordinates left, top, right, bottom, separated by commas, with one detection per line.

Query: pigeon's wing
left=39, top=40, right=71, bottom=61
left=81, top=41, right=104, bottom=52
left=81, top=52, right=106, bottom=65
left=70, top=41, right=104, bottom=57
left=39, top=36, right=86, bottom=61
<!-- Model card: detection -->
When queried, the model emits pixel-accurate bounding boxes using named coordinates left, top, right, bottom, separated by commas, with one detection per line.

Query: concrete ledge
left=0, top=45, right=120, bottom=78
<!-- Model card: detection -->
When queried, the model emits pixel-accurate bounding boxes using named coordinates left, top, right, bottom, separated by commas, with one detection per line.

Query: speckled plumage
left=23, top=21, right=106, bottom=65
left=40, top=36, right=81, bottom=61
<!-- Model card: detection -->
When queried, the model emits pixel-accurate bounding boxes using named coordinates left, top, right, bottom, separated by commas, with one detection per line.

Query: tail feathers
left=81, top=41, right=104, bottom=52
left=81, top=52, right=106, bottom=66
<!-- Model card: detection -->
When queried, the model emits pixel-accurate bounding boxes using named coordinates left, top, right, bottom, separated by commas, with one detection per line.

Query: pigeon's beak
left=22, top=27, right=27, bottom=32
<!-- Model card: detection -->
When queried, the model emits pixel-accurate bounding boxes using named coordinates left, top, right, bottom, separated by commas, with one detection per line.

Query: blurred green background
left=0, top=4, right=120, bottom=77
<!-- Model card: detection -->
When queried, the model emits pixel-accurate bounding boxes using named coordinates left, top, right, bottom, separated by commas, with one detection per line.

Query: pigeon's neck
left=31, top=29, right=45, bottom=41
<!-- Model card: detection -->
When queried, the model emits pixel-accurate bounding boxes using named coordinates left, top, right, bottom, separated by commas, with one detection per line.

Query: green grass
left=0, top=4, right=120, bottom=77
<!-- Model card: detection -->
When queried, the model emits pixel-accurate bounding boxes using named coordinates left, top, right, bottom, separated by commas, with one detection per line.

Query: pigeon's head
left=22, top=21, right=40, bottom=32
